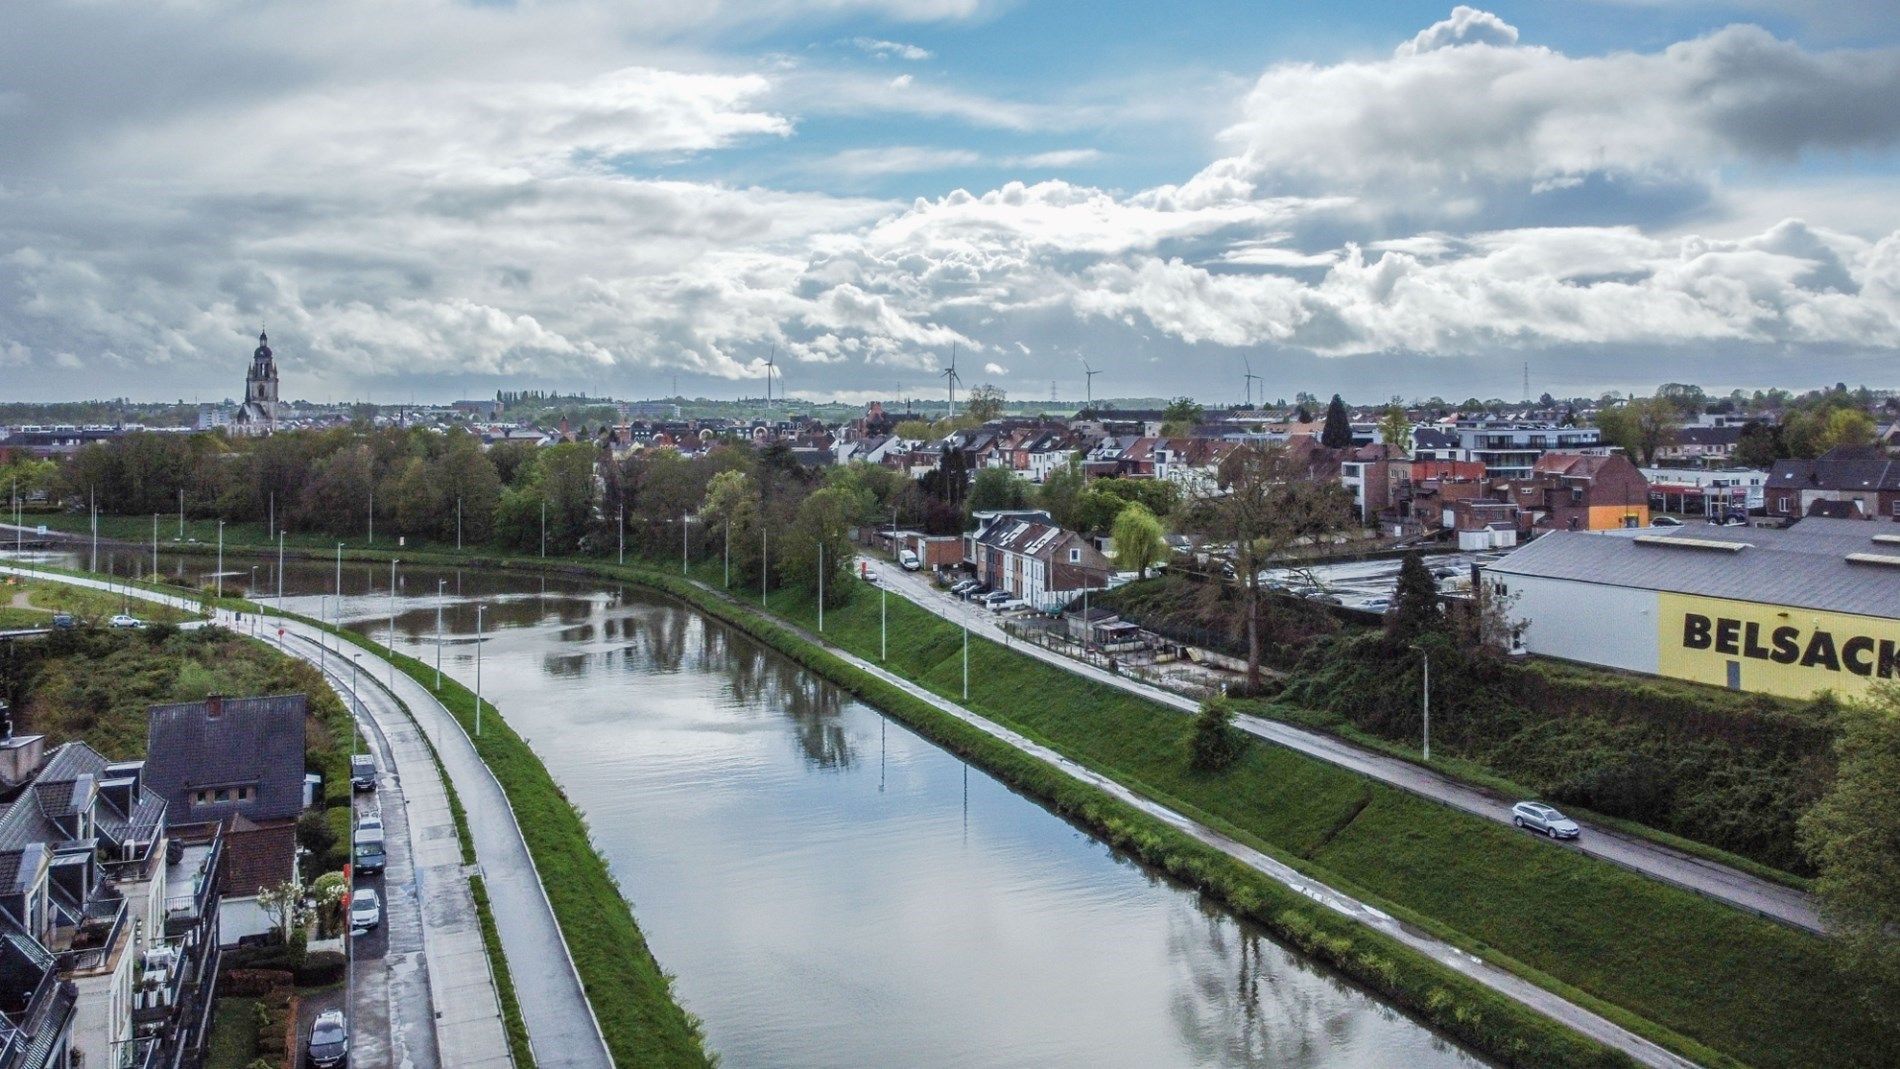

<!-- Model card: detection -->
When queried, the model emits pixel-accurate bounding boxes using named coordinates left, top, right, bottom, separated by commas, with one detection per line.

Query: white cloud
left=851, top=37, right=934, bottom=61
left=1395, top=5, right=1519, bottom=57
left=983, top=361, right=1008, bottom=375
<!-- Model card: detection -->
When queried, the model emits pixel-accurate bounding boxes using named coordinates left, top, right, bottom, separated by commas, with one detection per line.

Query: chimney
left=205, top=694, right=224, bottom=719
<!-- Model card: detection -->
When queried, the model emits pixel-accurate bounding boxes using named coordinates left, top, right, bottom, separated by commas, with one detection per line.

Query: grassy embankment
left=34, top=529, right=1898, bottom=1067
left=620, top=557, right=1890, bottom=1069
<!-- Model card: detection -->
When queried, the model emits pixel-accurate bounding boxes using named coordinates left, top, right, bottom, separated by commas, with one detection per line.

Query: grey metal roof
left=1486, top=517, right=1900, bottom=620
left=143, top=694, right=308, bottom=824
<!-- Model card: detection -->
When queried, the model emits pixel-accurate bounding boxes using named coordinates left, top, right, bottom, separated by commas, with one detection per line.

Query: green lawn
left=205, top=997, right=260, bottom=1069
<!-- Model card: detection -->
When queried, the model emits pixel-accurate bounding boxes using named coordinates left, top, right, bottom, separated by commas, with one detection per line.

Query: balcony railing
left=57, top=893, right=128, bottom=975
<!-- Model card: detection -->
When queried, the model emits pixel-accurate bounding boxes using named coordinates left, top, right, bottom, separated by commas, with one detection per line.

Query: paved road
left=873, top=563, right=1822, bottom=933
left=0, top=565, right=604, bottom=1069
left=716, top=574, right=1701, bottom=1069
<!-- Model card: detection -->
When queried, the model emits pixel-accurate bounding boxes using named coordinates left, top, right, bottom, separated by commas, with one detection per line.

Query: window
left=1776, top=497, right=1790, bottom=514
left=1069, top=548, right=1081, bottom=563
left=1892, top=500, right=1900, bottom=518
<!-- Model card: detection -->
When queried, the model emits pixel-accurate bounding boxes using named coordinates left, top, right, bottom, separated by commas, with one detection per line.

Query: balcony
left=162, top=833, right=222, bottom=940
left=54, top=891, right=128, bottom=976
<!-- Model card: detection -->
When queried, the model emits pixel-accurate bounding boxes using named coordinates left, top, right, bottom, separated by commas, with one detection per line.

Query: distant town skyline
left=4, top=2, right=1898, bottom=402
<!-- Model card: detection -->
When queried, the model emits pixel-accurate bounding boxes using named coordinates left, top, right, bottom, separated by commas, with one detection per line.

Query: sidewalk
left=875, top=562, right=1822, bottom=933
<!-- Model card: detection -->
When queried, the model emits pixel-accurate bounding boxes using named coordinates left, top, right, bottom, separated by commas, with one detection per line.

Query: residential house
left=1764, top=447, right=1900, bottom=521
left=1447, top=499, right=1521, bottom=550
left=141, top=695, right=307, bottom=947
left=1640, top=467, right=1768, bottom=517
left=1498, top=453, right=1650, bottom=531
left=1416, top=420, right=1604, bottom=480
left=968, top=513, right=1113, bottom=611
left=0, top=712, right=222, bottom=1069
left=1652, top=424, right=1743, bottom=467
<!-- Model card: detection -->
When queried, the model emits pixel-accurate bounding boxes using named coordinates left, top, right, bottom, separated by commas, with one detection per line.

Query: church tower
left=232, top=329, right=281, bottom=436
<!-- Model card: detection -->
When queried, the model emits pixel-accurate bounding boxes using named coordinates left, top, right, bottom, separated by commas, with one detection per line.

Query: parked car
left=949, top=579, right=978, bottom=595
left=353, top=830, right=387, bottom=874
left=1650, top=515, right=1684, bottom=527
left=1360, top=598, right=1392, bottom=614
left=863, top=571, right=881, bottom=585
left=979, top=591, right=1011, bottom=606
left=991, top=599, right=1027, bottom=613
left=307, top=1009, right=349, bottom=1069
left=964, top=585, right=993, bottom=601
left=1310, top=594, right=1343, bottom=606
left=51, top=612, right=76, bottom=630
left=350, top=754, right=377, bottom=792
left=350, top=887, right=382, bottom=931
left=1511, top=801, right=1581, bottom=840
left=1431, top=567, right=1458, bottom=579
left=898, top=549, right=921, bottom=571
left=108, top=613, right=144, bottom=629
left=355, top=812, right=383, bottom=836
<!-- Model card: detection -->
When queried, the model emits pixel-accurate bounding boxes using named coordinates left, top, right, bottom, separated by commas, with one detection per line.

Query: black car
left=51, top=612, right=76, bottom=630
left=308, top=1009, right=348, bottom=1068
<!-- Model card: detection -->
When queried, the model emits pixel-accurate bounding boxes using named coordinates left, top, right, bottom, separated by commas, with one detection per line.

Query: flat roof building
left=1485, top=517, right=1900, bottom=700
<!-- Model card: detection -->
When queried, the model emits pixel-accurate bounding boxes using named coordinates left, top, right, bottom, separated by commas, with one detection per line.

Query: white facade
left=70, top=935, right=136, bottom=1069
left=219, top=894, right=273, bottom=946
left=1490, top=572, right=1660, bottom=674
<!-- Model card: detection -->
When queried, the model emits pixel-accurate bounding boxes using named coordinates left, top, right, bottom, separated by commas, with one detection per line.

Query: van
left=350, top=755, right=377, bottom=792
left=353, top=829, right=387, bottom=874
left=898, top=549, right=921, bottom=571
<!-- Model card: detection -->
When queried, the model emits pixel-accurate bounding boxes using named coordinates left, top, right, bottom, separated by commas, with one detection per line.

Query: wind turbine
left=1081, top=359, right=1101, bottom=409
left=763, top=345, right=777, bottom=409
left=1242, top=355, right=1262, bottom=409
left=940, top=344, right=962, bottom=419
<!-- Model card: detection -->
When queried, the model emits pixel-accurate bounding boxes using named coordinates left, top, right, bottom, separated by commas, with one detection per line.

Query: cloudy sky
left=4, top=1, right=1898, bottom=406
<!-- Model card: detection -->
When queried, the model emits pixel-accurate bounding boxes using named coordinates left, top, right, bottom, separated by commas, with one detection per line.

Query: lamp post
left=760, top=526, right=768, bottom=607
left=817, top=540, right=824, bottom=633
left=540, top=499, right=546, bottom=558
left=89, top=489, right=98, bottom=572
left=1412, top=644, right=1432, bottom=762
left=348, top=650, right=361, bottom=1013
left=151, top=514, right=159, bottom=576
left=723, top=520, right=730, bottom=588
left=216, top=521, right=225, bottom=601
left=962, top=602, right=969, bottom=701
left=248, top=567, right=258, bottom=634
left=318, top=596, right=328, bottom=675
left=435, top=579, right=446, bottom=690
left=474, top=604, right=486, bottom=737
left=456, top=495, right=463, bottom=552
left=681, top=512, right=688, bottom=575
left=618, top=505, right=624, bottom=566
left=276, top=531, right=286, bottom=649
left=367, top=488, right=373, bottom=546
left=387, top=559, right=400, bottom=688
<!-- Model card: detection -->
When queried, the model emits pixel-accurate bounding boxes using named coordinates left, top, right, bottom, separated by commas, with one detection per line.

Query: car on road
left=109, top=613, right=144, bottom=629
left=898, top=549, right=921, bottom=571
left=964, top=585, right=993, bottom=601
left=355, top=812, right=383, bottom=836
left=353, top=828, right=387, bottom=874
left=979, top=590, right=1011, bottom=607
left=307, top=1009, right=349, bottom=1069
left=1650, top=515, right=1685, bottom=527
left=1511, top=801, right=1581, bottom=840
left=350, top=887, right=382, bottom=931
left=948, top=579, right=978, bottom=594
left=350, top=754, right=377, bottom=792
left=1360, top=598, right=1391, bottom=614
left=51, top=613, right=76, bottom=630
left=862, top=570, right=881, bottom=585
left=991, top=598, right=1027, bottom=613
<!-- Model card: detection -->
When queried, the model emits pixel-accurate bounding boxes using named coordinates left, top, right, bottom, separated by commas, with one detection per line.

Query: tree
left=1320, top=394, right=1353, bottom=448
left=967, top=466, right=1031, bottom=515
left=1161, top=396, right=1205, bottom=437
left=1189, top=697, right=1245, bottom=772
left=1799, top=687, right=1900, bottom=1024
left=700, top=469, right=763, bottom=585
left=255, top=881, right=305, bottom=943
left=1377, top=405, right=1413, bottom=459
left=778, top=487, right=857, bottom=605
left=1198, top=443, right=1353, bottom=688
left=1734, top=421, right=1783, bottom=469
left=1110, top=503, right=1167, bottom=579
left=1595, top=396, right=1679, bottom=466
left=1038, top=458, right=1087, bottom=531
left=1787, top=407, right=1876, bottom=457
left=301, top=445, right=374, bottom=536
left=1386, top=551, right=1442, bottom=643
left=893, top=419, right=933, bottom=440
left=965, top=384, right=1007, bottom=424
left=1293, top=404, right=1312, bottom=424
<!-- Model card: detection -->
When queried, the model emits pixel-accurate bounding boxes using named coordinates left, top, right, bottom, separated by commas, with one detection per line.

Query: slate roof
left=143, top=695, right=308, bottom=824
left=1767, top=446, right=1900, bottom=493
left=1671, top=425, right=1743, bottom=447
left=1486, top=517, right=1900, bottom=620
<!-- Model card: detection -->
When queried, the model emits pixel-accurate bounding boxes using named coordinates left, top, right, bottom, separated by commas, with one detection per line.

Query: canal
left=25, top=546, right=1490, bottom=1069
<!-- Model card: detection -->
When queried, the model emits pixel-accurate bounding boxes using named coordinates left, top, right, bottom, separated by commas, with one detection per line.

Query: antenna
left=1523, top=361, right=1530, bottom=405
left=1081, top=359, right=1101, bottom=408
left=940, top=344, right=962, bottom=419
left=1242, top=355, right=1262, bottom=409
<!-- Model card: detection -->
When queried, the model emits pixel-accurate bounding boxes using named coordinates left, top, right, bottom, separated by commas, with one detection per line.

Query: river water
left=19, top=546, right=1489, bottom=1069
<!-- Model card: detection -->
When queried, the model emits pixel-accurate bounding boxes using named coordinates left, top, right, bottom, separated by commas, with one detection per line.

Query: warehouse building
left=1484, top=517, right=1900, bottom=700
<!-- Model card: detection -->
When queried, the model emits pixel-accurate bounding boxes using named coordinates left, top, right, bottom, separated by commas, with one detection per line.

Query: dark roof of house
left=1412, top=427, right=1460, bottom=450
left=143, top=695, right=308, bottom=824
left=1672, top=425, right=1743, bottom=446
left=1486, top=517, right=1900, bottom=619
left=1767, top=447, right=1900, bottom=493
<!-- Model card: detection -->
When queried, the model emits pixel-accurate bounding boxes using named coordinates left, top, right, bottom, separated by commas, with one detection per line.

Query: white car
left=1511, top=801, right=1581, bottom=840
left=350, top=887, right=382, bottom=930
left=355, top=812, right=383, bottom=836
left=898, top=549, right=922, bottom=571
left=108, top=614, right=144, bottom=629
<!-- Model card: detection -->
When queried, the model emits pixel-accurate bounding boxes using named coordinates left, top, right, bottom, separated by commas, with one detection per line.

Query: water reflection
left=16, top=545, right=1489, bottom=1069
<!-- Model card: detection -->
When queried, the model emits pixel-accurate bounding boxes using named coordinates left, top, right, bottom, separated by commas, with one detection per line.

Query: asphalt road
left=875, top=562, right=1823, bottom=933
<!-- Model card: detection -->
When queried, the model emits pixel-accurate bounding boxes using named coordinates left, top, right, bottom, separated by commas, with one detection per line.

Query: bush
left=295, top=951, right=347, bottom=988
left=219, top=969, right=294, bottom=998
left=1189, top=697, right=1245, bottom=771
left=297, top=809, right=337, bottom=869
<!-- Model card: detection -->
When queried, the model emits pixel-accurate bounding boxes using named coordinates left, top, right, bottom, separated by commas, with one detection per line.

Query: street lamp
left=248, top=567, right=258, bottom=634
left=276, top=531, right=286, bottom=649
left=1412, top=643, right=1431, bottom=762
left=216, top=521, right=225, bottom=601
left=817, top=539, right=824, bottom=633
left=618, top=505, right=624, bottom=566
left=760, top=526, right=768, bottom=607
left=435, top=579, right=446, bottom=690
left=540, top=499, right=547, bottom=558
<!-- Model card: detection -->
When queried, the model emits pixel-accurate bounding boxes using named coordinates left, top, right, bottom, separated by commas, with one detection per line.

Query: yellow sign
left=1658, top=592, right=1900, bottom=700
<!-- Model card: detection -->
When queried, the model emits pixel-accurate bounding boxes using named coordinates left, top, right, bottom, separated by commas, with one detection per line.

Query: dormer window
left=1069, top=548, right=1081, bottom=563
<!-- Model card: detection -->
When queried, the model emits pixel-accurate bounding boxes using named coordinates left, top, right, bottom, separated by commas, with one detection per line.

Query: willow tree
left=1197, top=443, right=1352, bottom=688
